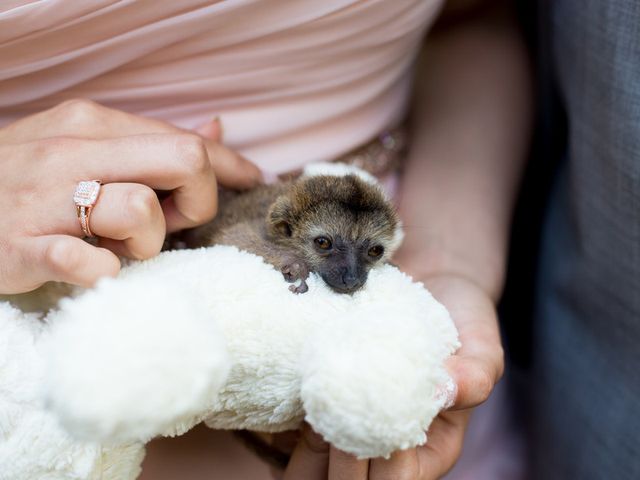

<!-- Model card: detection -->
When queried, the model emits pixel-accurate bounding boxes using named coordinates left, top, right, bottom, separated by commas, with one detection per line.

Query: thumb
left=25, top=235, right=120, bottom=289
left=283, top=424, right=330, bottom=480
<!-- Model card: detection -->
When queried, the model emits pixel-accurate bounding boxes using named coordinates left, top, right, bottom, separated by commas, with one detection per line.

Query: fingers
left=106, top=109, right=263, bottom=189
left=417, top=411, right=471, bottom=479
left=328, top=446, right=369, bottom=480
left=89, top=183, right=166, bottom=259
left=283, top=425, right=329, bottom=480
left=17, top=235, right=120, bottom=291
left=80, top=107, right=262, bottom=189
left=445, top=355, right=499, bottom=410
left=369, top=449, right=419, bottom=480
left=284, top=426, right=369, bottom=480
left=421, top=274, right=504, bottom=410
left=48, top=134, right=218, bottom=232
left=445, top=329, right=504, bottom=411
left=13, top=100, right=263, bottom=190
left=269, top=430, right=301, bottom=456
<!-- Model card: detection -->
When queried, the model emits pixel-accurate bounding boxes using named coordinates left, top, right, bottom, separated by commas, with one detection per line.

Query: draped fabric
left=0, top=0, right=443, bottom=173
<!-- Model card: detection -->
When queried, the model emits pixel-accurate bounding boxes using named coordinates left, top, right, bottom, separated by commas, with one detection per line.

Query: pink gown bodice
left=0, top=0, right=444, bottom=174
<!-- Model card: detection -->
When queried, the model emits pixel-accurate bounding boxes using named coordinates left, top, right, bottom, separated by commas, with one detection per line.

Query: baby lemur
left=184, top=173, right=402, bottom=294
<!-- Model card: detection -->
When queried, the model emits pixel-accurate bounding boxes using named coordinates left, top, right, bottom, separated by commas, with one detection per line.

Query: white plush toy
left=0, top=167, right=459, bottom=480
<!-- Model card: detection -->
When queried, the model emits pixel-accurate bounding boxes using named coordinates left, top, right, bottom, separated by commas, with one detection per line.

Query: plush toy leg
left=41, top=276, right=231, bottom=444
left=0, top=303, right=147, bottom=480
left=300, top=306, right=453, bottom=459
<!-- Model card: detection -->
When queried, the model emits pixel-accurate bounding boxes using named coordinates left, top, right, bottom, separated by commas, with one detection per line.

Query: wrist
left=393, top=236, right=506, bottom=303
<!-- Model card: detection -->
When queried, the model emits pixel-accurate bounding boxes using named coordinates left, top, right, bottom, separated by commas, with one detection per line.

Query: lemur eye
left=314, top=237, right=332, bottom=250
left=368, top=245, right=384, bottom=258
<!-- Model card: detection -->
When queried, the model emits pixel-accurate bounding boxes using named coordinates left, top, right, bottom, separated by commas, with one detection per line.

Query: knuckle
left=131, top=243, right=162, bottom=261
left=31, top=137, right=80, bottom=163
left=469, top=363, right=495, bottom=404
left=1, top=238, right=17, bottom=259
left=371, top=461, right=418, bottom=480
left=421, top=429, right=464, bottom=478
left=390, top=468, right=419, bottom=480
left=57, top=98, right=101, bottom=124
left=174, top=134, right=210, bottom=176
left=450, top=437, right=464, bottom=465
left=191, top=199, right=217, bottom=225
left=0, top=239, right=15, bottom=289
left=438, top=438, right=464, bottom=477
left=125, top=186, right=160, bottom=225
left=45, top=240, right=82, bottom=274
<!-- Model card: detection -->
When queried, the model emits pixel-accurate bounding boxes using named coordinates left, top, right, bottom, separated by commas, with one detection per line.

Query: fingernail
left=435, top=378, right=457, bottom=410
left=212, top=116, right=224, bottom=142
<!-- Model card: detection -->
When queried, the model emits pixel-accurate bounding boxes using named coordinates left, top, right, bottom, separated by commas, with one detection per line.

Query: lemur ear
left=267, top=195, right=293, bottom=237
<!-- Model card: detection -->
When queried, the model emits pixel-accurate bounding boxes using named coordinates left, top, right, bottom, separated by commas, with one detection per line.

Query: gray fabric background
left=532, top=1, right=640, bottom=478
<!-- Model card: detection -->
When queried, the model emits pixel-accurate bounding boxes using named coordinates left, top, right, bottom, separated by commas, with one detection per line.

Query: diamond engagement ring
left=73, top=180, right=101, bottom=237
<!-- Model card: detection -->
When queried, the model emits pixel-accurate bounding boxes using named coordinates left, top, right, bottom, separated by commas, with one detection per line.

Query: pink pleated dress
left=0, top=0, right=443, bottom=176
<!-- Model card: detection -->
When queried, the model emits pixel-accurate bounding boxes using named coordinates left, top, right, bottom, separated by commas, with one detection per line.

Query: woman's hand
left=0, top=99, right=262, bottom=294
left=277, top=0, right=527, bottom=475
left=280, top=270, right=503, bottom=480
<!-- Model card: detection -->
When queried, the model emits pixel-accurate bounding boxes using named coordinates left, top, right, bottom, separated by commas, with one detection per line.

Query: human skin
left=280, top=0, right=533, bottom=478
left=1, top=0, right=531, bottom=476
left=0, top=100, right=262, bottom=294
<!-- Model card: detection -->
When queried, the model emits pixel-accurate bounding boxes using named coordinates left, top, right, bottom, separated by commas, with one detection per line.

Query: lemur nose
left=341, top=270, right=359, bottom=289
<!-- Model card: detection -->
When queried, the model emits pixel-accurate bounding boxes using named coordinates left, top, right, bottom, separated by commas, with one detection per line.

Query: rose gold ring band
left=76, top=205, right=94, bottom=237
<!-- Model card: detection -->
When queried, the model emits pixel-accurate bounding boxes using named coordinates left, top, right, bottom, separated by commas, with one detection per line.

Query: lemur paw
left=288, top=280, right=309, bottom=294
left=281, top=261, right=310, bottom=294
left=280, top=262, right=309, bottom=283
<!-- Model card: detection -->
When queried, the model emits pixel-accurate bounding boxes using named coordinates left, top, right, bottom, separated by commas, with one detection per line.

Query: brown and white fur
left=184, top=174, right=403, bottom=294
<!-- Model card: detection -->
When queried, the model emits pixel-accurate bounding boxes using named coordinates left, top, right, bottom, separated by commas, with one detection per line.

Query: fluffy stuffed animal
left=0, top=167, right=459, bottom=480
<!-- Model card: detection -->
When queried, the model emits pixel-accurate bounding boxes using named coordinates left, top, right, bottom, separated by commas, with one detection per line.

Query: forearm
left=396, top=1, right=532, bottom=301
